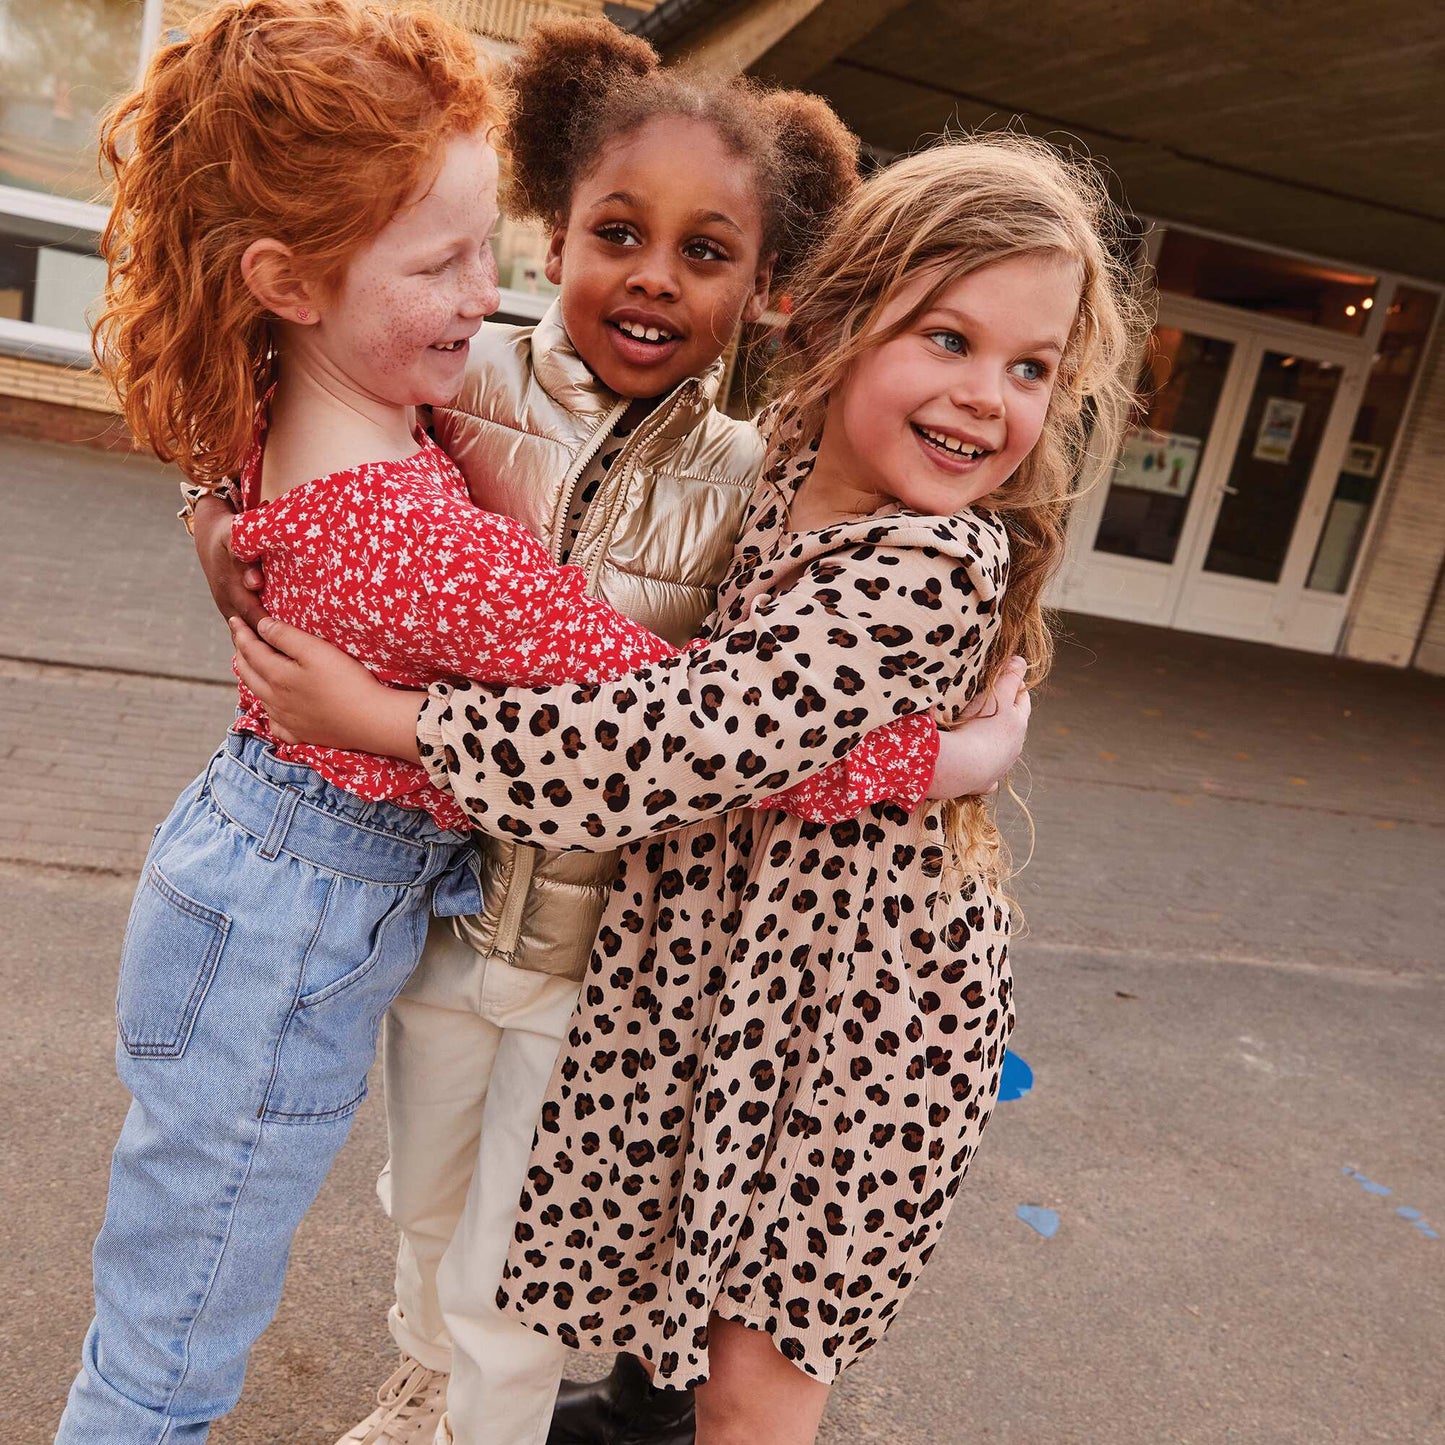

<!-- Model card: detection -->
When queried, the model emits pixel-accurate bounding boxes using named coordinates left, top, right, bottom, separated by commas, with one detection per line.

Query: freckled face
left=547, top=115, right=774, bottom=400
left=314, top=129, right=501, bottom=406
left=817, top=253, right=1082, bottom=516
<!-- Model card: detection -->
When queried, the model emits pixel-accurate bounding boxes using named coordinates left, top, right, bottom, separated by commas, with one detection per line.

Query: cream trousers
left=379, top=915, right=579, bottom=1445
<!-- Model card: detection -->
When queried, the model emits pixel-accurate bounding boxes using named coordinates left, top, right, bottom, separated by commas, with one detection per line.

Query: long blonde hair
left=773, top=134, right=1153, bottom=882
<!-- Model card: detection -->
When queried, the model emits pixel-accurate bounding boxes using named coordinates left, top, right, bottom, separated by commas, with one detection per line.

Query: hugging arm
left=192, top=493, right=267, bottom=629
left=416, top=515, right=1008, bottom=849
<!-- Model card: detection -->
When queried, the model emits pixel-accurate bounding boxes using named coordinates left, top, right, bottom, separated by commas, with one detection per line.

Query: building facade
left=2, top=0, right=1442, bottom=670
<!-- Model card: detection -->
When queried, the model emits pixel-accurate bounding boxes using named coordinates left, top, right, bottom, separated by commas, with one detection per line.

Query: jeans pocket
left=117, top=863, right=230, bottom=1058
left=262, top=883, right=427, bottom=1123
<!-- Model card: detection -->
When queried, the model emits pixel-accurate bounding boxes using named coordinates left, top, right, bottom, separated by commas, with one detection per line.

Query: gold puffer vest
left=431, top=302, right=763, bottom=978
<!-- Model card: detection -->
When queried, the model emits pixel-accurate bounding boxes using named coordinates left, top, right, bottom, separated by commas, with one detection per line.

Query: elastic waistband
left=206, top=741, right=459, bottom=887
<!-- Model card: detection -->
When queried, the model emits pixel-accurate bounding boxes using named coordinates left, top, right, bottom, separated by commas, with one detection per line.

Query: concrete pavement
left=1, top=434, right=1441, bottom=1443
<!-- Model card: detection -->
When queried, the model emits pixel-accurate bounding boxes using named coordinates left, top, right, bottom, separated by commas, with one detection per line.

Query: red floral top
left=230, top=431, right=936, bottom=831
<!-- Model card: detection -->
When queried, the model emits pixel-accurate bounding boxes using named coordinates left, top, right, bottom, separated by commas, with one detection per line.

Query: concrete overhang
left=632, top=0, right=1445, bottom=282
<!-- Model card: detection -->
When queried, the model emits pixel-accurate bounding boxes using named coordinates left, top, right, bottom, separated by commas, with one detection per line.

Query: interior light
left=1345, top=304, right=1358, bottom=317
left=1280, top=356, right=1296, bottom=367
left=1361, top=297, right=1374, bottom=310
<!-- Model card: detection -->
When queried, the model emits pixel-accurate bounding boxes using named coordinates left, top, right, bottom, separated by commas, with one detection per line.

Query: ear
left=741, top=251, right=777, bottom=326
left=543, top=222, right=567, bottom=287
left=241, top=239, right=320, bottom=323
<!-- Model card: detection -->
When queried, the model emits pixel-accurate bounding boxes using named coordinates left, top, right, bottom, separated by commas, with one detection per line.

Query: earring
left=296, top=307, right=310, bottom=322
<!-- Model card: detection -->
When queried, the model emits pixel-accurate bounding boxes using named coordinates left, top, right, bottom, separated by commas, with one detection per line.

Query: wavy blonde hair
left=772, top=133, right=1153, bottom=883
left=95, top=0, right=500, bottom=487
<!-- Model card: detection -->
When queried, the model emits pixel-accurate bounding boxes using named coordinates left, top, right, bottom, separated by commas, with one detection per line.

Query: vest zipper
left=580, top=385, right=696, bottom=593
left=490, top=382, right=700, bottom=968
left=490, top=839, right=536, bottom=960
left=553, top=399, right=629, bottom=567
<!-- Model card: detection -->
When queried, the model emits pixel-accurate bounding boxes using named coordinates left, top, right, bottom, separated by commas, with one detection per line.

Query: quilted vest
left=431, top=302, right=763, bottom=978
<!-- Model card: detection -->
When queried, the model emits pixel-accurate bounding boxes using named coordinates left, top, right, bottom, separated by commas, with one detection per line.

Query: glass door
left=1056, top=309, right=1254, bottom=626
left=1056, top=297, right=1367, bottom=651
left=1171, top=333, right=1363, bottom=645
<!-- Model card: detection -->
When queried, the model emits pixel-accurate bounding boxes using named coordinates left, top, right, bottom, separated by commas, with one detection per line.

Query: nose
left=460, top=246, right=501, bottom=320
left=625, top=243, right=680, bottom=302
left=950, top=359, right=1004, bottom=420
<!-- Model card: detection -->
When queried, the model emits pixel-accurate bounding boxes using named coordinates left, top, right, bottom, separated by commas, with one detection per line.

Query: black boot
left=548, top=1353, right=695, bottom=1445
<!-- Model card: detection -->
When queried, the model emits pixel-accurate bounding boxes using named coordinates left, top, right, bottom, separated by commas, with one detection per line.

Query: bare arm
left=193, top=495, right=267, bottom=629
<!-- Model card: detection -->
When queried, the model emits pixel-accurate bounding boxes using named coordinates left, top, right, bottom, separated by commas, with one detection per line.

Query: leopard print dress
left=416, top=427, right=1016, bottom=1386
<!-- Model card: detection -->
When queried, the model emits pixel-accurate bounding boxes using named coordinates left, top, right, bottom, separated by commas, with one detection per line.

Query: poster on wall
left=1114, top=428, right=1203, bottom=497
left=1343, top=441, right=1383, bottom=478
left=1253, top=396, right=1306, bottom=463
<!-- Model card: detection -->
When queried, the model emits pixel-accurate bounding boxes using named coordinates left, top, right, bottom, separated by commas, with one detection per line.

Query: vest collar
left=530, top=300, right=728, bottom=439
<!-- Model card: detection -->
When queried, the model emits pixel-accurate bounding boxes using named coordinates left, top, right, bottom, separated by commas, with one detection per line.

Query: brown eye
left=683, top=238, right=728, bottom=263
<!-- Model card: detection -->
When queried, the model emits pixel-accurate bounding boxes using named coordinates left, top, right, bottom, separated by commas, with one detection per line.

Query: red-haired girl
left=56, top=4, right=981, bottom=1440
left=235, top=132, right=1150, bottom=1444
left=185, top=16, right=1028, bottom=1445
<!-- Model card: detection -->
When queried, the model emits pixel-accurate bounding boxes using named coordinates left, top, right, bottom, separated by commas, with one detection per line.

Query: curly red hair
left=96, top=0, right=500, bottom=485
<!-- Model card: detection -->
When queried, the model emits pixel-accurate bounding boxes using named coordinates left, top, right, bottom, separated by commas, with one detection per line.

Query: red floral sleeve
left=760, top=714, right=939, bottom=822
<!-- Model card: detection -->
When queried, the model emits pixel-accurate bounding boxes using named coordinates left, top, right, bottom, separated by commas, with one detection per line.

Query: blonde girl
left=234, top=133, right=1147, bottom=1443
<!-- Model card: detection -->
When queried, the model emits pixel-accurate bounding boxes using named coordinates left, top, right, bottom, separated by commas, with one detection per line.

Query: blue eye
left=1012, top=358, right=1049, bottom=383
left=928, top=330, right=965, bottom=354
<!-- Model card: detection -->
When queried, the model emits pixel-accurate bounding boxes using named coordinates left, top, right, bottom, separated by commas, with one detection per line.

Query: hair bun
left=758, top=89, right=860, bottom=287
left=505, top=16, right=660, bottom=222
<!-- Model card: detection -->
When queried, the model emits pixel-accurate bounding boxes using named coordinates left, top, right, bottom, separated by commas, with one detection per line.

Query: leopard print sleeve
left=416, top=511, right=1008, bottom=849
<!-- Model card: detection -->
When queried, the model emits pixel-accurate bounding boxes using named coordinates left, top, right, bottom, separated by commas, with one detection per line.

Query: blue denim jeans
left=56, top=732, right=479, bottom=1444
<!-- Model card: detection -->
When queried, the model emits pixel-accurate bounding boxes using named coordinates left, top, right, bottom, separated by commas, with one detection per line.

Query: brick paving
left=0, top=658, right=234, bottom=875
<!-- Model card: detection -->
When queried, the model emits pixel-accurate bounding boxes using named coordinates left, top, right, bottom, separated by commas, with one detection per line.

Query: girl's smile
left=297, top=129, right=502, bottom=409
left=805, top=252, right=1082, bottom=522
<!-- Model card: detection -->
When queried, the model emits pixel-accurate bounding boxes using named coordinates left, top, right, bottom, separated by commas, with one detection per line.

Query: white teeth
left=433, top=339, right=464, bottom=351
left=919, top=426, right=986, bottom=458
left=618, top=320, right=673, bottom=343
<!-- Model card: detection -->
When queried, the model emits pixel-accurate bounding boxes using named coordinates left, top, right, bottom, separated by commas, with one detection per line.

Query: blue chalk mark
left=1396, top=1207, right=1423, bottom=1221
left=1359, top=1179, right=1392, bottom=1196
left=999, top=1051, right=1034, bottom=1102
left=1414, top=1222, right=1440, bottom=1240
left=1016, top=1205, right=1059, bottom=1239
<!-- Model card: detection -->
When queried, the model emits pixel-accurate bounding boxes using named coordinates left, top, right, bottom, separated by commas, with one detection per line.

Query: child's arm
left=229, top=482, right=936, bottom=824
left=928, top=654, right=1031, bottom=799
left=765, top=655, right=1031, bottom=820
left=192, top=494, right=267, bottom=629
left=410, top=519, right=1006, bottom=847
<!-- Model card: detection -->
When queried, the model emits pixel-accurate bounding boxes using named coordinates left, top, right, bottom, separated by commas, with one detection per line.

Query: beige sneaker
left=334, top=1357, right=449, bottom=1445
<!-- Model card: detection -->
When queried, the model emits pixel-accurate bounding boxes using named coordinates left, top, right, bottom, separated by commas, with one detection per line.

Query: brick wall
left=0, top=354, right=113, bottom=413
left=0, top=355, right=136, bottom=451
left=1342, top=326, right=1445, bottom=668
left=1410, top=565, right=1445, bottom=674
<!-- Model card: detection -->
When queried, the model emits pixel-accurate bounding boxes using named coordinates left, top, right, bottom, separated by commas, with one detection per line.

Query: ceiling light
left=1361, top=297, right=1374, bottom=310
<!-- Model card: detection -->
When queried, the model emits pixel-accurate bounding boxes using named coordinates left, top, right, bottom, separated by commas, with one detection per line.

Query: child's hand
left=194, top=496, right=266, bottom=629
left=229, top=617, right=425, bottom=762
left=927, top=655, right=1031, bottom=799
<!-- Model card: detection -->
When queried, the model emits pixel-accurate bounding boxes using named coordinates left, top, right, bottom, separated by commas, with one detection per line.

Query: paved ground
left=2, top=435, right=1442, bottom=1444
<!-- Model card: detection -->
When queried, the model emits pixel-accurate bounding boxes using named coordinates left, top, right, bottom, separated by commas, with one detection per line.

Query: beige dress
left=416, top=421, right=1016, bottom=1385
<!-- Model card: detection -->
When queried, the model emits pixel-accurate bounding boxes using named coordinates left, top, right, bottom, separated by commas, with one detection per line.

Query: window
left=0, top=0, right=142, bottom=203
left=1307, top=285, right=1441, bottom=593
left=1156, top=230, right=1378, bottom=338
